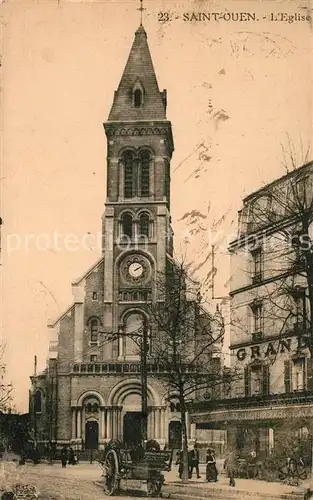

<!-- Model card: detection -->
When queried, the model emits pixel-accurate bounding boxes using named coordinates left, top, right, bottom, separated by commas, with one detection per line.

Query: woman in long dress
left=206, top=448, right=218, bottom=482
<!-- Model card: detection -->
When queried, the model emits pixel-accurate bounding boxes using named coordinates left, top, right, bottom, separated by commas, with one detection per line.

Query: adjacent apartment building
left=192, top=161, right=313, bottom=457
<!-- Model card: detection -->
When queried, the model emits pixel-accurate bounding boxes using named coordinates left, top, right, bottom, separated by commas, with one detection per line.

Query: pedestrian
left=189, top=444, right=201, bottom=479
left=206, top=447, right=218, bottom=482
left=60, top=445, right=68, bottom=468
left=175, top=450, right=184, bottom=479
left=224, top=450, right=237, bottom=487
left=68, top=447, right=76, bottom=465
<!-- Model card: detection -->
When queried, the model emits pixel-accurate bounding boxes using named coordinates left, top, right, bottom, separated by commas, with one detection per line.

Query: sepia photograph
left=0, top=0, right=313, bottom=498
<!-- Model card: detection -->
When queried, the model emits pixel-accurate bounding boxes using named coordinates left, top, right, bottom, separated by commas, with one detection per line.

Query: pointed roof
left=108, top=25, right=167, bottom=122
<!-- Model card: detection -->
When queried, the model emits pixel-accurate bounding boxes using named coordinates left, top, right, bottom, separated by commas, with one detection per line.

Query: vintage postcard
left=0, top=0, right=313, bottom=498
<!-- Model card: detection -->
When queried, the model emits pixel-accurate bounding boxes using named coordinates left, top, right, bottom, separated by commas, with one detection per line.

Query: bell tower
left=102, top=25, right=174, bottom=359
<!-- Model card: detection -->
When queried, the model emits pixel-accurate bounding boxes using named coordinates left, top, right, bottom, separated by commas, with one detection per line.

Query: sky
left=1, top=0, right=312, bottom=412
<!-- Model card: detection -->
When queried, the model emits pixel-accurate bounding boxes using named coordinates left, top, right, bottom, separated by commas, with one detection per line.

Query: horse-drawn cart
left=98, top=439, right=173, bottom=497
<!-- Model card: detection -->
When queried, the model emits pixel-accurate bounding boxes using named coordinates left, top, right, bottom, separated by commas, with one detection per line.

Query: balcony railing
left=71, top=362, right=198, bottom=375
left=251, top=273, right=262, bottom=285
left=252, top=331, right=264, bottom=342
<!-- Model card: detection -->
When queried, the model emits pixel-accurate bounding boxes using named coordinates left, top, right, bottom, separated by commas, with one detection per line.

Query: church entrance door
left=169, top=421, right=182, bottom=449
left=85, top=421, right=99, bottom=450
left=123, top=412, right=142, bottom=446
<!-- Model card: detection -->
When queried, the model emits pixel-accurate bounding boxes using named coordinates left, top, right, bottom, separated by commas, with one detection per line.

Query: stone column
left=160, top=407, right=165, bottom=441
left=118, top=160, right=124, bottom=201
left=118, top=408, right=123, bottom=439
left=151, top=408, right=155, bottom=440
left=157, top=408, right=162, bottom=440
left=100, top=408, right=105, bottom=440
left=147, top=407, right=152, bottom=439
left=106, top=408, right=112, bottom=440
left=71, top=408, right=76, bottom=440
left=81, top=407, right=85, bottom=441
left=77, top=408, right=82, bottom=439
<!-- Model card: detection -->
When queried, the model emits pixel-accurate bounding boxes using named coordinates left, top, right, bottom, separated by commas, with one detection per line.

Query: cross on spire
left=137, top=0, right=146, bottom=26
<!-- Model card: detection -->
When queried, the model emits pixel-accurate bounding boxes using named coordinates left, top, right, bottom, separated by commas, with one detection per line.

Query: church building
left=30, top=23, right=222, bottom=452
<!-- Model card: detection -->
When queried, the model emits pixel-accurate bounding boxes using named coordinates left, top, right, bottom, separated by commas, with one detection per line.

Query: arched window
left=34, top=390, right=42, bottom=413
left=121, top=213, right=133, bottom=239
left=120, top=312, right=148, bottom=359
left=139, top=213, right=150, bottom=238
left=122, top=150, right=151, bottom=199
left=123, top=151, right=136, bottom=198
left=134, top=89, right=142, bottom=107
left=84, top=397, right=99, bottom=414
left=139, top=151, right=150, bottom=197
left=90, top=319, right=99, bottom=343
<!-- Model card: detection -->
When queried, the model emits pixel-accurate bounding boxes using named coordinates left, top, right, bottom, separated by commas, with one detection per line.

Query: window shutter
left=306, top=357, right=313, bottom=392
left=262, top=365, right=270, bottom=395
left=284, top=360, right=291, bottom=393
left=244, top=366, right=250, bottom=396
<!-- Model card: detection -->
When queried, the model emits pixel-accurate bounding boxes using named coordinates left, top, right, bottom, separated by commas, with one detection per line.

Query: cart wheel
left=103, top=449, right=120, bottom=496
left=147, top=473, right=164, bottom=497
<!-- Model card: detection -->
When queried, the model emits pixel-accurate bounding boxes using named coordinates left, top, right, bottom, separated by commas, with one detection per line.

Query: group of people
left=175, top=443, right=238, bottom=487
left=60, top=445, right=77, bottom=468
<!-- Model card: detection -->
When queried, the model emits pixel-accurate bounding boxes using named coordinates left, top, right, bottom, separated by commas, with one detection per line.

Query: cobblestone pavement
left=6, top=464, right=161, bottom=500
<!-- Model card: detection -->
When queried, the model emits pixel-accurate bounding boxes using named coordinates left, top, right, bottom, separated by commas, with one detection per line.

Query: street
left=0, top=462, right=305, bottom=500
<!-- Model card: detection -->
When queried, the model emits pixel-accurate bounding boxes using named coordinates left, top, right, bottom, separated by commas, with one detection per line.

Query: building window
left=122, top=150, right=151, bottom=199
left=134, top=89, right=142, bottom=107
left=34, top=390, right=42, bottom=413
left=244, top=364, right=269, bottom=396
left=139, top=151, right=150, bottom=197
left=92, top=292, right=97, bottom=301
left=90, top=355, right=97, bottom=362
left=169, top=400, right=181, bottom=412
left=250, top=300, right=263, bottom=336
left=139, top=212, right=150, bottom=238
left=251, top=247, right=263, bottom=284
left=119, top=312, right=149, bottom=359
left=292, top=288, right=306, bottom=330
left=250, top=366, right=262, bottom=395
left=85, top=398, right=99, bottom=413
left=121, top=213, right=133, bottom=239
left=123, top=151, right=136, bottom=198
left=293, top=358, right=305, bottom=391
left=90, top=319, right=100, bottom=343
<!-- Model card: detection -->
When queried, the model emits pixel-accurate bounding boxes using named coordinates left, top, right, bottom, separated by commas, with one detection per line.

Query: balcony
left=189, top=391, right=313, bottom=414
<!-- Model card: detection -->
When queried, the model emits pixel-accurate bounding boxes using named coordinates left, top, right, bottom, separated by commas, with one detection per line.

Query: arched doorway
left=123, top=412, right=142, bottom=446
left=169, top=421, right=182, bottom=449
left=85, top=421, right=99, bottom=450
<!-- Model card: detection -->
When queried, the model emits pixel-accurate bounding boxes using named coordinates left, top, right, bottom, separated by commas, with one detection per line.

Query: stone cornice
left=103, top=121, right=174, bottom=153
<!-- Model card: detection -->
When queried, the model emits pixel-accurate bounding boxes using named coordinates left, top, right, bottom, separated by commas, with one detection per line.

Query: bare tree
left=145, top=256, right=237, bottom=482
left=0, top=344, right=13, bottom=413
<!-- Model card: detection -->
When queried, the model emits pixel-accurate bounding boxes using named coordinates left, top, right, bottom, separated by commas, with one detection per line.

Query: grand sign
left=235, top=335, right=310, bottom=361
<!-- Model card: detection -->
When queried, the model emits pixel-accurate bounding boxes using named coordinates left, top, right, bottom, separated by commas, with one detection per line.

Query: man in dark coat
left=188, top=444, right=201, bottom=479
left=60, top=445, right=68, bottom=468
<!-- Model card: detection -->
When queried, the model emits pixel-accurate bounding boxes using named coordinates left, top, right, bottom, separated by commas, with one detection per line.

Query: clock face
left=128, top=262, right=144, bottom=278
left=120, top=255, right=151, bottom=284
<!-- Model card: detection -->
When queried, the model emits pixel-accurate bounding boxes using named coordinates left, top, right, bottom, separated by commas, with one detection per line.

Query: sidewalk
left=163, top=463, right=307, bottom=499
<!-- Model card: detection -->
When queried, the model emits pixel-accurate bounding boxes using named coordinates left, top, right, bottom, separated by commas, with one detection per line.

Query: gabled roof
left=71, top=256, right=104, bottom=286
left=108, top=25, right=166, bottom=122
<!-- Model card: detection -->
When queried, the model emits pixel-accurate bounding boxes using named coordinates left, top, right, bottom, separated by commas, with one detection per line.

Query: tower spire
left=137, top=0, right=146, bottom=26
